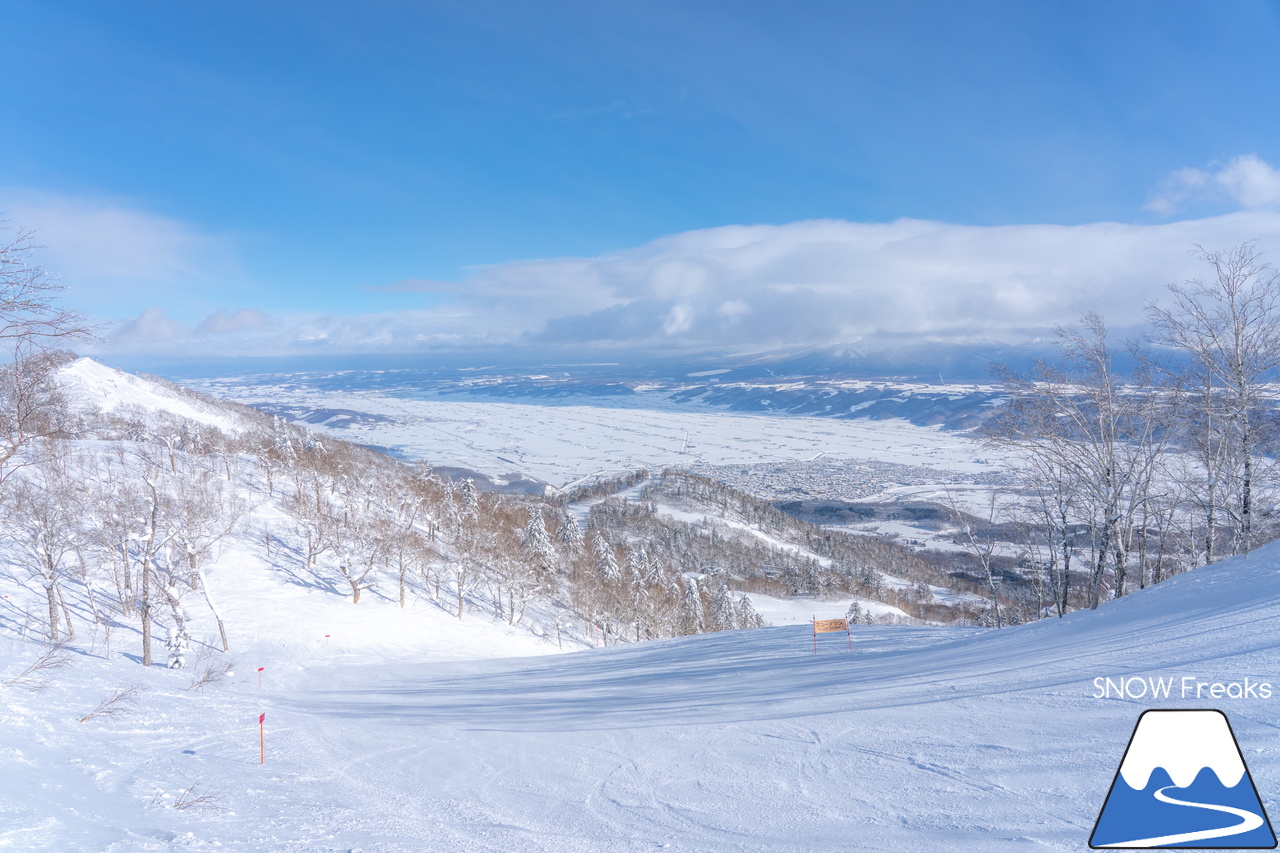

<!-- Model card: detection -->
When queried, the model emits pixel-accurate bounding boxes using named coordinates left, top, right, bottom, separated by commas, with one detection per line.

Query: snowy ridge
left=56, top=357, right=244, bottom=434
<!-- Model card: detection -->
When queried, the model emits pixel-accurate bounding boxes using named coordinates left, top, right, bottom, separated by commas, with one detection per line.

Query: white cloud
left=107, top=308, right=190, bottom=347
left=519, top=213, right=1280, bottom=347
left=0, top=189, right=236, bottom=309
left=195, top=308, right=269, bottom=336
left=1215, top=155, right=1280, bottom=209
left=83, top=211, right=1280, bottom=358
left=1146, top=154, right=1280, bottom=215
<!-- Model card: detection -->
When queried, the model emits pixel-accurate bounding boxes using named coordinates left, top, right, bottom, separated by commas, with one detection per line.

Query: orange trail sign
left=812, top=617, right=853, bottom=653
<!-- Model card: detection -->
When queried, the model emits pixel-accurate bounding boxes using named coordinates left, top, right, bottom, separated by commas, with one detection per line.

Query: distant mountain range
left=122, top=338, right=1075, bottom=385
left=131, top=340, right=1096, bottom=430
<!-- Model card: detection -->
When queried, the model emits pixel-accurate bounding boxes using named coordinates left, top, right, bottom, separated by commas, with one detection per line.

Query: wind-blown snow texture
left=6, top=537, right=1280, bottom=851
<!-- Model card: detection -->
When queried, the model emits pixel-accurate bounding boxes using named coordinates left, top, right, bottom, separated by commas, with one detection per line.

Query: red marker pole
left=259, top=713, right=265, bottom=764
left=257, top=667, right=264, bottom=689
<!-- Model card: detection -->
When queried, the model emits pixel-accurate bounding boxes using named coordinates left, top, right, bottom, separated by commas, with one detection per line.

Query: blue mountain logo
left=1091, top=709, right=1276, bottom=848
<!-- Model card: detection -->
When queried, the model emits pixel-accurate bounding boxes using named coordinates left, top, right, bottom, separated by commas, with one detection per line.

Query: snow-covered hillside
left=3, top=358, right=1280, bottom=850
left=6, top=531, right=1280, bottom=850
left=56, top=358, right=249, bottom=436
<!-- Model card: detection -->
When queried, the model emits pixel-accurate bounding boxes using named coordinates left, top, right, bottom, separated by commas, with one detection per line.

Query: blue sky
left=3, top=1, right=1280, bottom=357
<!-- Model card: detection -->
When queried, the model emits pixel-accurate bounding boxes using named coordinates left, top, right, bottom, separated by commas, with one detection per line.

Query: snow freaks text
left=1092, top=676, right=1274, bottom=701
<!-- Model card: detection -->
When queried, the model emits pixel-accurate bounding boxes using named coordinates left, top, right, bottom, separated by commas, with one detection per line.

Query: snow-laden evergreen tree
left=846, top=600, right=868, bottom=625
left=558, top=512, right=585, bottom=558
left=625, top=544, right=647, bottom=587
left=459, top=478, right=479, bottom=522
left=633, top=584, right=654, bottom=640
left=711, top=582, right=737, bottom=631
left=680, top=576, right=705, bottom=634
left=643, top=554, right=664, bottom=586
left=592, top=531, right=622, bottom=584
left=736, top=594, right=765, bottom=629
left=522, top=508, right=554, bottom=570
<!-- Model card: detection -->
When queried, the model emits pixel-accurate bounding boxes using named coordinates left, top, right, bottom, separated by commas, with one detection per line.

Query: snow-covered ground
left=746, top=592, right=912, bottom=624
left=178, top=379, right=1000, bottom=490
left=7, top=538, right=1280, bottom=851
left=9, top=358, right=1269, bottom=850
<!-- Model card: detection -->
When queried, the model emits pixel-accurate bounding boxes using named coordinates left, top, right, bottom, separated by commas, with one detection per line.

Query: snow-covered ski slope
left=6, top=539, right=1280, bottom=851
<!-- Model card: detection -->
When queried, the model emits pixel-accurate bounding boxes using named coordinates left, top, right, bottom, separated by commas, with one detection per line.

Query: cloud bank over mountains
left=11, top=155, right=1280, bottom=359
left=100, top=211, right=1280, bottom=359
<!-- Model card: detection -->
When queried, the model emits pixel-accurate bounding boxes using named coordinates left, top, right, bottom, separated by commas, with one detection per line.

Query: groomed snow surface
left=7, top=536, right=1280, bottom=851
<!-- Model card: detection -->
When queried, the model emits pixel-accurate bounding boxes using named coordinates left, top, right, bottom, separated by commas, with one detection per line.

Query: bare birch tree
left=1147, top=243, right=1280, bottom=555
left=3, top=441, right=86, bottom=640
left=989, top=314, right=1167, bottom=609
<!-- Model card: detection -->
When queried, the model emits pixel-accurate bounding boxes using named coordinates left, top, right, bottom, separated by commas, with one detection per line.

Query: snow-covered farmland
left=179, top=378, right=1001, bottom=490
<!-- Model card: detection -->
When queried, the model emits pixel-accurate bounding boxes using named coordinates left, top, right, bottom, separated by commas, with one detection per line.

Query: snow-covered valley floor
left=177, top=377, right=1000, bottom=490
left=7, top=539, right=1280, bottom=851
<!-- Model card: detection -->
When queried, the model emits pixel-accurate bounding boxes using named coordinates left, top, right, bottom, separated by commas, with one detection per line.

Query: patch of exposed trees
left=986, top=243, right=1280, bottom=619
left=609, top=470, right=989, bottom=624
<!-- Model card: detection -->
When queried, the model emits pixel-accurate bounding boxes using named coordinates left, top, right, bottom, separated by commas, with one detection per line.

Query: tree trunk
left=141, top=555, right=152, bottom=666
left=1241, top=411, right=1253, bottom=554
left=1060, top=511, right=1071, bottom=617
left=195, top=565, right=229, bottom=652
left=1091, top=520, right=1113, bottom=610
left=56, top=580, right=75, bottom=640
left=45, top=582, right=59, bottom=642
left=1205, top=486, right=1217, bottom=565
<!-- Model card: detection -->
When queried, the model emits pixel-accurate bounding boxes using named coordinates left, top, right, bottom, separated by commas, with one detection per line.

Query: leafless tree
left=85, top=449, right=146, bottom=618
left=169, top=781, right=225, bottom=812
left=0, top=346, right=75, bottom=490
left=0, top=222, right=94, bottom=348
left=2, top=642, right=71, bottom=690
left=185, top=645, right=233, bottom=691
left=945, top=489, right=1005, bottom=627
left=989, top=314, right=1171, bottom=609
left=131, top=453, right=179, bottom=666
left=3, top=441, right=87, bottom=641
left=1147, top=243, right=1280, bottom=555
left=168, top=456, right=247, bottom=650
left=0, top=221, right=95, bottom=491
left=335, top=521, right=383, bottom=605
left=78, top=685, right=142, bottom=723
